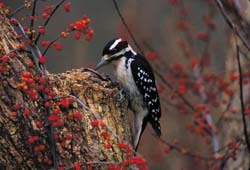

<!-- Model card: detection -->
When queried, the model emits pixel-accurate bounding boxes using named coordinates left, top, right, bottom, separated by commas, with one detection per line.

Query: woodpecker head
left=95, top=38, right=136, bottom=70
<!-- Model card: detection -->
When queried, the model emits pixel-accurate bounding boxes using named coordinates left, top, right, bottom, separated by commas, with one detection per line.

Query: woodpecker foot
left=103, top=73, right=112, bottom=81
left=117, top=88, right=126, bottom=101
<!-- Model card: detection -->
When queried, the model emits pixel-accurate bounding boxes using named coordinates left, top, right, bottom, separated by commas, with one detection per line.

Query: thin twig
left=9, top=5, right=25, bottom=18
left=29, top=0, right=38, bottom=40
left=228, top=9, right=250, bottom=154
left=42, top=34, right=61, bottom=56
left=15, top=20, right=40, bottom=71
left=235, top=41, right=250, bottom=154
left=83, top=68, right=110, bottom=81
left=155, top=71, right=196, bottom=111
left=112, top=0, right=144, bottom=55
left=151, top=133, right=214, bottom=161
left=215, top=0, right=250, bottom=52
left=215, top=95, right=234, bottom=126
left=42, top=29, right=74, bottom=56
left=2, top=49, right=25, bottom=58
left=153, top=133, right=244, bottom=163
left=35, top=0, right=67, bottom=44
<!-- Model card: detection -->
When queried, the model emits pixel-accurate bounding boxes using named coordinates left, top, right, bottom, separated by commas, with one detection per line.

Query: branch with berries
left=0, top=2, right=147, bottom=169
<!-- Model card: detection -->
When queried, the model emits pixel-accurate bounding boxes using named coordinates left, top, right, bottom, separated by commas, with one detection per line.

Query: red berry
left=88, top=29, right=94, bottom=36
left=0, top=2, right=4, bottom=8
left=53, top=42, right=62, bottom=51
left=35, top=120, right=42, bottom=128
left=85, top=34, right=92, bottom=41
left=53, top=108, right=60, bottom=114
left=39, top=26, right=46, bottom=34
left=41, top=41, right=50, bottom=47
left=74, top=162, right=81, bottom=170
left=39, top=144, right=45, bottom=151
left=39, top=56, right=46, bottom=64
left=29, top=15, right=34, bottom=21
left=28, top=61, right=34, bottom=67
left=19, top=42, right=25, bottom=49
left=44, top=101, right=50, bottom=107
left=41, top=13, right=49, bottom=19
left=105, top=142, right=111, bottom=149
left=230, top=73, right=238, bottom=81
left=73, top=112, right=82, bottom=121
left=44, top=5, right=52, bottom=13
left=176, top=20, right=188, bottom=30
left=146, top=52, right=157, bottom=60
left=65, top=133, right=72, bottom=140
left=28, top=136, right=39, bottom=143
left=91, top=120, right=99, bottom=127
left=1, top=57, right=9, bottom=63
left=13, top=103, right=20, bottom=110
left=10, top=18, right=18, bottom=25
left=197, top=31, right=208, bottom=41
left=48, top=115, right=60, bottom=122
left=52, top=121, right=63, bottom=127
left=215, top=154, right=222, bottom=161
left=23, top=109, right=30, bottom=116
left=63, top=3, right=71, bottom=12
left=179, top=85, right=187, bottom=95
left=74, top=31, right=81, bottom=40
left=11, top=111, right=17, bottom=117
left=164, top=146, right=171, bottom=153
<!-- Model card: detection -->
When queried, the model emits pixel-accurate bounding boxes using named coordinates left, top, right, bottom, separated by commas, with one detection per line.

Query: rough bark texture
left=216, top=1, right=250, bottom=169
left=0, top=9, right=132, bottom=169
left=220, top=35, right=250, bottom=170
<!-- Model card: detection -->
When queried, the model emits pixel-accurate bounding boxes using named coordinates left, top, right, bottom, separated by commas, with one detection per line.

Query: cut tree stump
left=0, top=8, right=132, bottom=169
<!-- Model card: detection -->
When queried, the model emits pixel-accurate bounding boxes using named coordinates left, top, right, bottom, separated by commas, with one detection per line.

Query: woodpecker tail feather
left=133, top=116, right=148, bottom=151
left=150, top=119, right=161, bottom=137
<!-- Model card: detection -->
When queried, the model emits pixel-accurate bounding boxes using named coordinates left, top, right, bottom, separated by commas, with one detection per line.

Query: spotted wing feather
left=130, top=54, right=161, bottom=136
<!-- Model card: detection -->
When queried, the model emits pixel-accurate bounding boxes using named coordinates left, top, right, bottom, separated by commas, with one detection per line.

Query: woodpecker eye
left=109, top=48, right=118, bottom=55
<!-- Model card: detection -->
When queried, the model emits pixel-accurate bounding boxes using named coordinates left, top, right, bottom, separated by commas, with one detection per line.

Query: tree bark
left=0, top=9, right=132, bottom=169
left=220, top=35, right=250, bottom=170
left=215, top=1, right=250, bottom=169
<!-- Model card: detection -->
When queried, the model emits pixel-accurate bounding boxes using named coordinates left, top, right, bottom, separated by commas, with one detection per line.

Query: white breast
left=114, top=57, right=147, bottom=115
left=114, top=57, right=139, bottom=96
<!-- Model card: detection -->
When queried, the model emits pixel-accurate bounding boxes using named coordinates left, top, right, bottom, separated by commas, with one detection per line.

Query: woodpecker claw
left=118, top=88, right=125, bottom=101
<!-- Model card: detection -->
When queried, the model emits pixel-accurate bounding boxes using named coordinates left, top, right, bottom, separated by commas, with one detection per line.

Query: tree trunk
left=220, top=35, right=250, bottom=170
left=0, top=9, right=133, bottom=169
left=216, top=1, right=250, bottom=169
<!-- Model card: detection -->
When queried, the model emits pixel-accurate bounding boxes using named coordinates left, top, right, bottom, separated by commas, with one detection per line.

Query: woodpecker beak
left=95, top=55, right=109, bottom=70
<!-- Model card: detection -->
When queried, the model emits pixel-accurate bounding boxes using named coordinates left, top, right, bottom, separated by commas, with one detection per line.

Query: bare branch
left=111, top=0, right=144, bottom=55
left=35, top=0, right=67, bottom=44
left=235, top=38, right=250, bottom=154
left=216, top=0, right=250, bottom=52
left=29, top=0, right=38, bottom=40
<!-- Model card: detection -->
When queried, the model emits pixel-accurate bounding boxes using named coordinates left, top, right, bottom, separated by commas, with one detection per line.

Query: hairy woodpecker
left=95, top=38, right=161, bottom=151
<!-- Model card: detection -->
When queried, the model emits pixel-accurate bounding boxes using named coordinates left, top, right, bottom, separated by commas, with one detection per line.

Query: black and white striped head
left=95, top=38, right=136, bottom=70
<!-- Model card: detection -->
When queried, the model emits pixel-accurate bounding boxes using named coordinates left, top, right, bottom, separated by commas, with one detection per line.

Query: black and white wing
left=130, top=54, right=161, bottom=136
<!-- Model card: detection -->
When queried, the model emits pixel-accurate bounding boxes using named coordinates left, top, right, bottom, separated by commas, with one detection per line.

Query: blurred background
left=3, top=0, right=238, bottom=169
